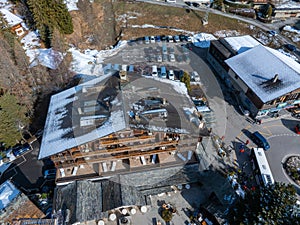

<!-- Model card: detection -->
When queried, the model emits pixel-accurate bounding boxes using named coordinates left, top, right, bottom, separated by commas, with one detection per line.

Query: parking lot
left=103, top=35, right=200, bottom=80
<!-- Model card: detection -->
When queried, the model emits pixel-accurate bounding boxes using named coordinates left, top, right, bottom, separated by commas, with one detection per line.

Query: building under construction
left=39, top=72, right=209, bottom=185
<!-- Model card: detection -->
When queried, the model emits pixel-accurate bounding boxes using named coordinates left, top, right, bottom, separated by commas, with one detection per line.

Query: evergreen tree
left=27, top=0, right=73, bottom=46
left=0, top=93, right=28, bottom=147
left=180, top=71, right=191, bottom=93
left=227, top=182, right=299, bottom=224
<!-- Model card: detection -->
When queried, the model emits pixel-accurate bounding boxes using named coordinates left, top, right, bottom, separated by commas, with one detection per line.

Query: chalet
left=207, top=35, right=300, bottom=117
left=0, top=180, right=45, bottom=223
left=0, top=8, right=25, bottom=36
left=225, top=45, right=300, bottom=117
left=39, top=73, right=208, bottom=185
left=273, top=2, right=300, bottom=19
left=207, top=35, right=260, bottom=85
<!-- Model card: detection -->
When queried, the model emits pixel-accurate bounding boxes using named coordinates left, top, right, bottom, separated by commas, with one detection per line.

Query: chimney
left=273, top=74, right=279, bottom=83
left=135, top=114, right=140, bottom=121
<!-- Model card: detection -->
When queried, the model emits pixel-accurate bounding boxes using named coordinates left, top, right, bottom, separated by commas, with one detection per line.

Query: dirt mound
left=65, top=0, right=116, bottom=50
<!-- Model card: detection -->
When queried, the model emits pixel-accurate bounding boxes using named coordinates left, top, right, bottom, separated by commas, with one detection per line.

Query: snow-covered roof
left=225, top=45, right=300, bottom=103
left=39, top=74, right=200, bottom=159
left=0, top=8, right=23, bottom=27
left=0, top=0, right=12, bottom=9
left=0, top=180, right=20, bottom=211
left=39, top=74, right=127, bottom=159
left=192, top=33, right=217, bottom=48
left=224, top=35, right=260, bottom=54
left=26, top=48, right=63, bottom=69
left=275, top=1, right=300, bottom=10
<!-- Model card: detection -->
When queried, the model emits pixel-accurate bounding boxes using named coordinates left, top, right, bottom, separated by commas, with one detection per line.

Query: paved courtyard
left=80, top=178, right=231, bottom=225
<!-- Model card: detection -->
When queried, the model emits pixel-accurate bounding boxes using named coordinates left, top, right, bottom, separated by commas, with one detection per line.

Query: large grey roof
left=225, top=45, right=300, bottom=103
left=54, top=164, right=203, bottom=224
left=39, top=74, right=200, bottom=159
left=54, top=179, right=147, bottom=224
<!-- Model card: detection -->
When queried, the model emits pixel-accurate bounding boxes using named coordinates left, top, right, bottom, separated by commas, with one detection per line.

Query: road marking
left=261, top=126, right=273, bottom=135
left=267, top=133, right=300, bottom=139
left=258, top=131, right=272, bottom=137
left=236, top=124, right=252, bottom=140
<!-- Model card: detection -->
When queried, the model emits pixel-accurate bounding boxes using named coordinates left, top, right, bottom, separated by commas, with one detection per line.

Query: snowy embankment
left=68, top=41, right=127, bottom=75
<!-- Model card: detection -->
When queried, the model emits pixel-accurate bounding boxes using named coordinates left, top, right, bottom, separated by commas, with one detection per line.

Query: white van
left=152, top=65, right=158, bottom=77
left=168, top=70, right=175, bottom=80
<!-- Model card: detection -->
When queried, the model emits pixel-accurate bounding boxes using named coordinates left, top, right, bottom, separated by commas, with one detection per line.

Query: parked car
left=295, top=124, right=300, bottom=134
left=190, top=71, right=200, bottom=81
left=284, top=44, right=296, bottom=52
left=155, top=36, right=161, bottom=42
left=144, top=36, right=150, bottom=44
left=150, top=36, right=155, bottom=43
left=169, top=54, right=176, bottom=62
left=193, top=98, right=210, bottom=112
left=238, top=105, right=250, bottom=116
left=185, top=36, right=192, bottom=42
left=174, top=35, right=180, bottom=42
left=12, top=143, right=31, bottom=157
left=168, top=70, right=175, bottom=80
left=162, top=54, right=168, bottom=62
left=161, top=35, right=167, bottom=42
left=44, top=169, right=56, bottom=179
left=157, top=55, right=162, bottom=62
left=251, top=131, right=270, bottom=150
left=179, top=34, right=186, bottom=41
left=267, top=30, right=277, bottom=37
left=160, top=66, right=167, bottom=78
left=169, top=47, right=175, bottom=54
left=152, top=65, right=158, bottom=77
left=178, top=70, right=184, bottom=80
left=192, top=2, right=200, bottom=7
left=167, top=35, right=174, bottom=42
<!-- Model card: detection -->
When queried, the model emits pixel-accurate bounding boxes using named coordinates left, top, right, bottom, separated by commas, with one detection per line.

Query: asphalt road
left=263, top=119, right=300, bottom=194
left=0, top=140, right=54, bottom=194
left=226, top=114, right=300, bottom=194
left=136, top=0, right=298, bottom=45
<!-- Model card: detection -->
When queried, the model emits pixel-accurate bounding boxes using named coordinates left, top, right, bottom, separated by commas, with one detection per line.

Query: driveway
left=0, top=140, right=54, bottom=194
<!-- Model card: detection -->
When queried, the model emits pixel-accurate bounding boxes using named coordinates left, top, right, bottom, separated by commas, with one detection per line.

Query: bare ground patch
left=113, top=2, right=255, bottom=40
left=65, top=0, right=117, bottom=50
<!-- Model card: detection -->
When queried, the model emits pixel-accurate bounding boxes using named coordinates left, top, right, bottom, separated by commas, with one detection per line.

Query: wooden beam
left=76, top=147, right=177, bottom=164
left=72, top=140, right=178, bottom=158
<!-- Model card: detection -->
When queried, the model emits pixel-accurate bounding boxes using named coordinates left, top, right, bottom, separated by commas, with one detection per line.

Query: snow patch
left=0, top=181, right=20, bottom=211
left=277, top=48, right=298, bottom=62
left=64, top=0, right=94, bottom=11
left=0, top=0, right=12, bottom=9
left=68, top=41, right=127, bottom=76
left=283, top=25, right=300, bottom=42
left=21, top=31, right=41, bottom=51
left=192, top=33, right=217, bottom=48
left=26, top=48, right=64, bottom=69
left=214, top=30, right=240, bottom=38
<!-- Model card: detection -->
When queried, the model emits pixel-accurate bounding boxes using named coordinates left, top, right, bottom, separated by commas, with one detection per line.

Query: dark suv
left=251, top=131, right=270, bottom=150
left=12, top=143, right=31, bottom=157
